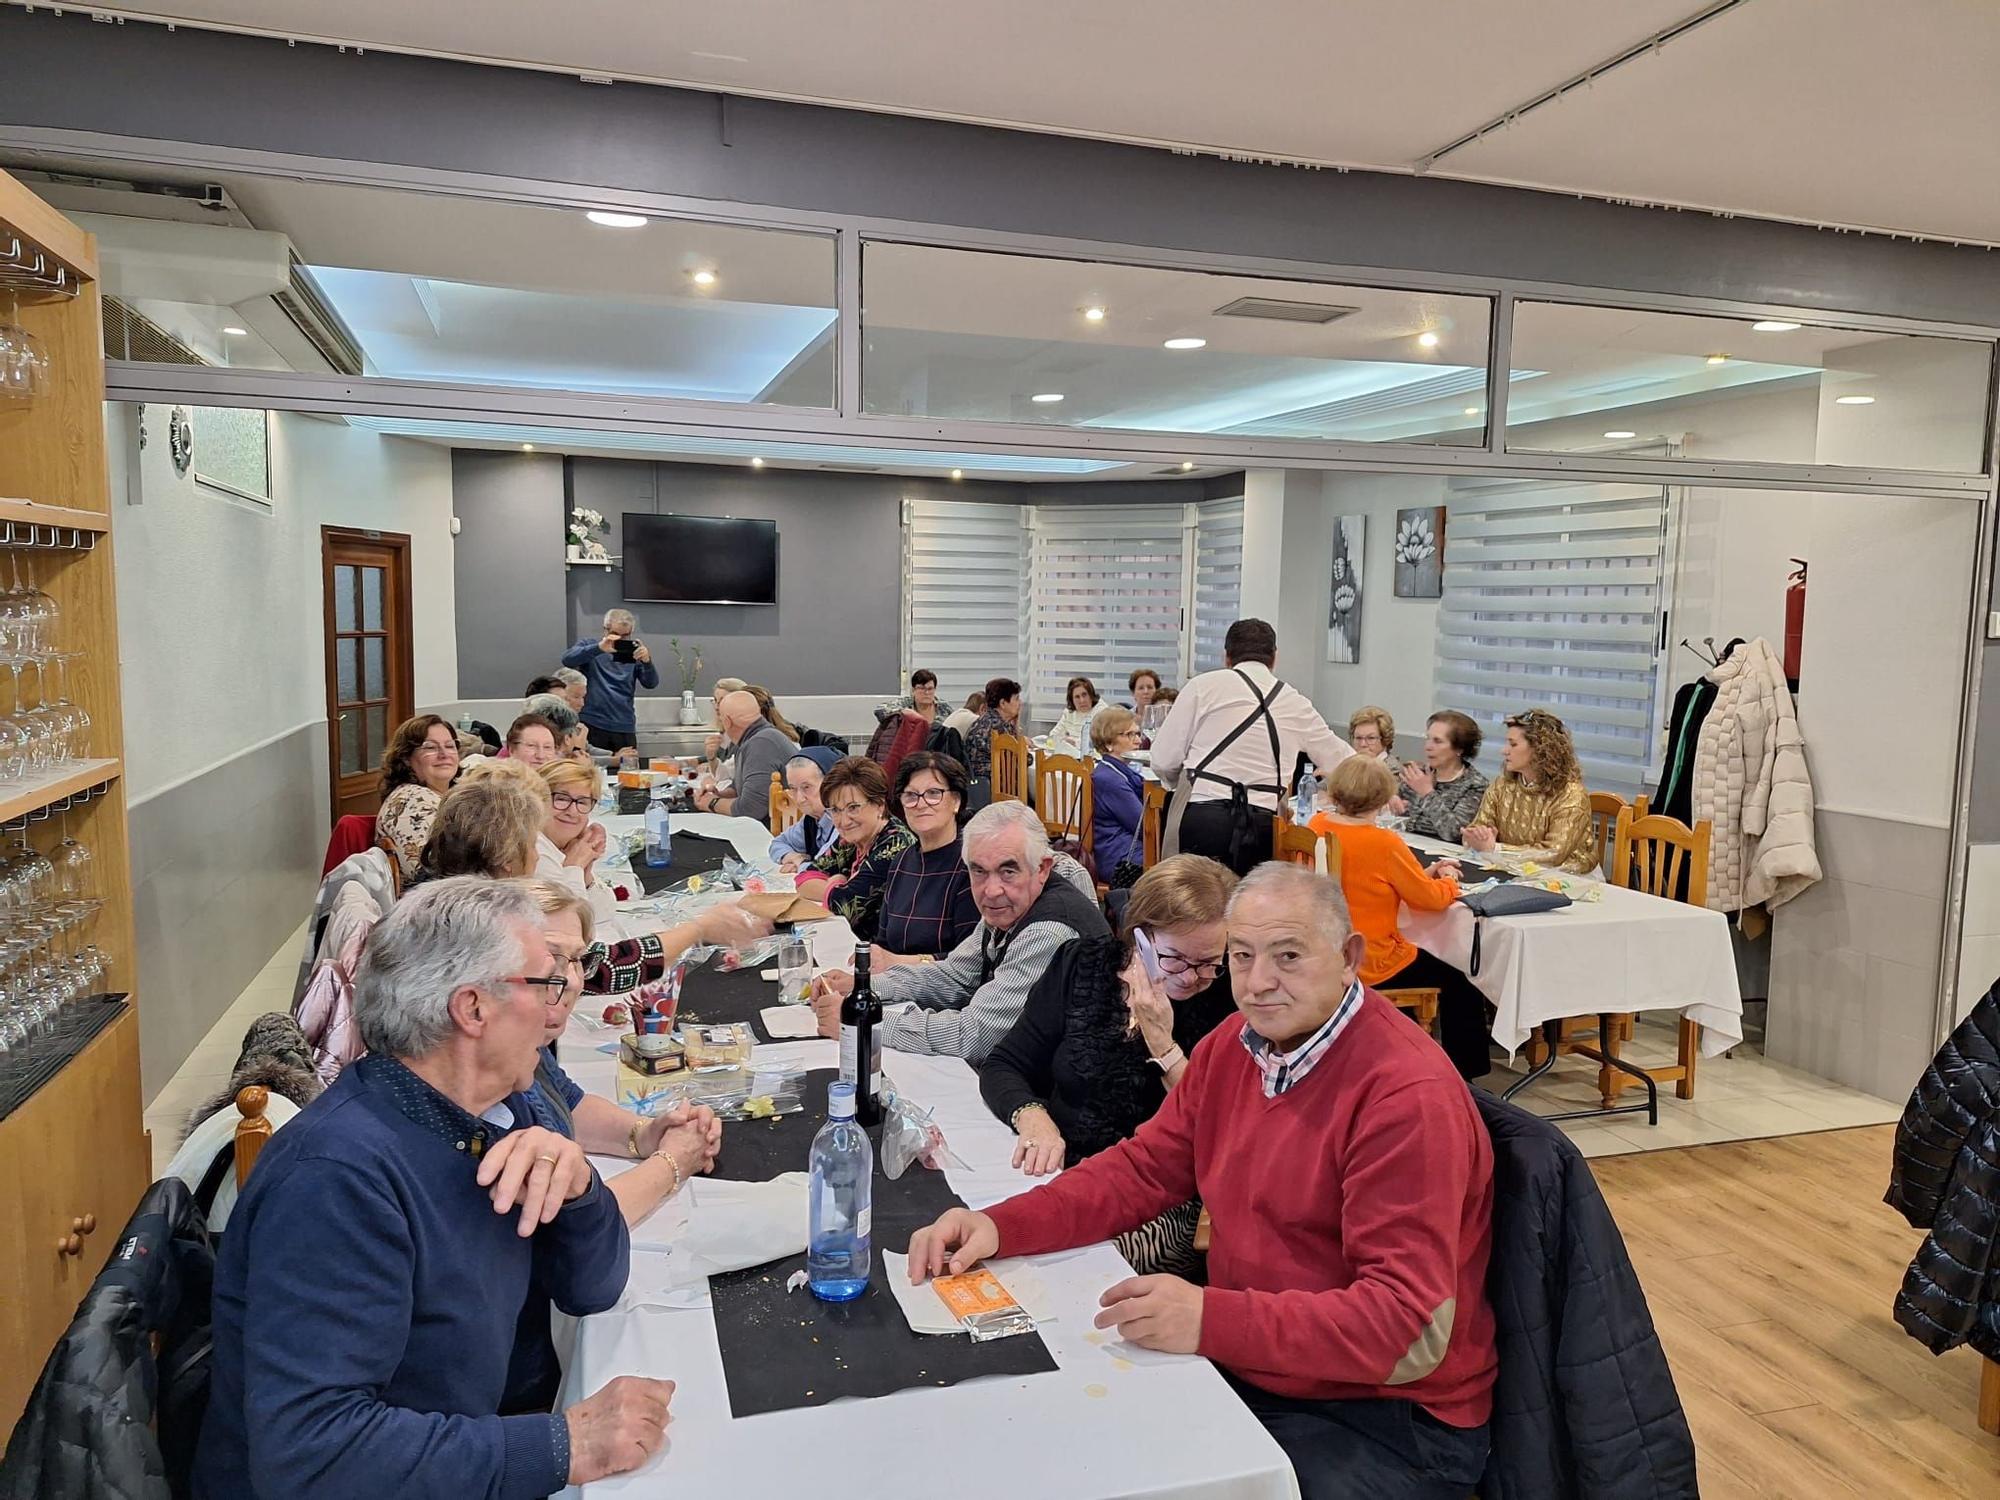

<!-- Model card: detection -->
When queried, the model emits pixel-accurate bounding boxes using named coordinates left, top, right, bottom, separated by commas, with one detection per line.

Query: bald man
left=694, top=690, right=797, bottom=824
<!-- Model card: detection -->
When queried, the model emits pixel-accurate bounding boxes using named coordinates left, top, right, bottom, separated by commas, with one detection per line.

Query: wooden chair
left=1139, top=781, right=1167, bottom=867
left=1034, top=752, right=1095, bottom=871
left=1587, top=791, right=1629, bottom=878
left=1382, top=987, right=1440, bottom=1036
left=234, top=1085, right=275, bottom=1186
left=1271, top=813, right=1342, bottom=879
left=990, top=732, right=1029, bottom=805
left=1588, top=809, right=1711, bottom=1104
left=767, top=771, right=801, bottom=836
left=1981, top=1356, right=2000, bottom=1435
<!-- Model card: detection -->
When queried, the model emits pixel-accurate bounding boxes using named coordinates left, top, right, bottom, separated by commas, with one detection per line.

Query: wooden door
left=322, top=528, right=414, bottom=822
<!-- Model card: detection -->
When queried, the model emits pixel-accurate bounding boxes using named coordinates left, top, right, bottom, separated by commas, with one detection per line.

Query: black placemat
left=0, top=994, right=130, bottom=1123
left=629, top=830, right=740, bottom=893
left=1412, top=847, right=1513, bottom=883
left=708, top=1070, right=1058, bottom=1416
left=676, top=952, right=785, bottom=1044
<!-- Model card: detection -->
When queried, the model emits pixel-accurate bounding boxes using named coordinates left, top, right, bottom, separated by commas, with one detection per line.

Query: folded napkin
left=881, top=1253, right=1060, bottom=1335
left=616, top=1172, right=811, bottom=1303
left=760, top=1005, right=823, bottom=1039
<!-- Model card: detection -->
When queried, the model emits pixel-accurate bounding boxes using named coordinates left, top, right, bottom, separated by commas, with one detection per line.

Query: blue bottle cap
left=827, top=1081, right=857, bottom=1118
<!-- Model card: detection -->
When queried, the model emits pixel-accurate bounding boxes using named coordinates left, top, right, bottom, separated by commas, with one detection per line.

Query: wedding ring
left=536, top=1153, right=560, bottom=1165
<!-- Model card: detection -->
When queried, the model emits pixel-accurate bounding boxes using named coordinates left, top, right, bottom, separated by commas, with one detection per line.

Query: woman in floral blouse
left=794, top=756, right=916, bottom=943
left=375, top=715, right=462, bottom=878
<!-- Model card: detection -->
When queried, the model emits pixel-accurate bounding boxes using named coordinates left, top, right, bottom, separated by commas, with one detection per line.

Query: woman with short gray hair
left=561, top=607, right=659, bottom=755
left=525, top=693, right=591, bottom=761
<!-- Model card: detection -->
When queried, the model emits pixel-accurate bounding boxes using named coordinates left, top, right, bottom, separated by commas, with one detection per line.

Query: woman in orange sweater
left=1310, top=756, right=1492, bottom=1079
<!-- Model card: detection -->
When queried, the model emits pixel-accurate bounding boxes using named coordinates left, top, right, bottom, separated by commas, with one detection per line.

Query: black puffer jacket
left=1885, top=981, right=2000, bottom=1359
left=1474, top=1093, right=1698, bottom=1500
left=0, top=1179, right=215, bottom=1500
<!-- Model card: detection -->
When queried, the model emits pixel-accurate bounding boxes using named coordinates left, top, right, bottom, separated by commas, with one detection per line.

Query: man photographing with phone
left=562, top=608, right=659, bottom=756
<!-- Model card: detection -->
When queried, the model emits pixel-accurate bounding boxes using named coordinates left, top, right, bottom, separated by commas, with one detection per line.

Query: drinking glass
left=776, top=934, right=814, bottom=1005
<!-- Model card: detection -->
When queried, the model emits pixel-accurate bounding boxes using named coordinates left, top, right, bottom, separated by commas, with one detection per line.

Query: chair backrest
left=991, top=732, right=1029, bottom=804
left=1587, top=791, right=1627, bottom=876
left=234, top=1085, right=275, bottom=1188
left=768, top=771, right=800, bottom=835
left=1615, top=809, right=1711, bottom=908
left=1035, top=752, right=1095, bottom=862
left=1271, top=814, right=1342, bottom=879
left=321, top=814, right=379, bottom=876
left=1140, top=781, right=1168, bottom=867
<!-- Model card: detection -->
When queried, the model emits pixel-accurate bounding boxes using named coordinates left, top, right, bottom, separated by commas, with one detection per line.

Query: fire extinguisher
left=1783, top=559, right=1807, bottom=690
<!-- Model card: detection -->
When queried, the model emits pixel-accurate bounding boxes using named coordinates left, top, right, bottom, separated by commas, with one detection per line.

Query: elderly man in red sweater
left=909, top=862, right=1496, bottom=1499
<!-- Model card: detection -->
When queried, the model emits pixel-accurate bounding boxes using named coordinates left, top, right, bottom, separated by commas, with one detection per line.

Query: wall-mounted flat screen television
left=622, top=513, right=779, bottom=605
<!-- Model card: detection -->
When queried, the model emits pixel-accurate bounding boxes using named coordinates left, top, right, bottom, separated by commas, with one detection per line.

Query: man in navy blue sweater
left=562, top=607, right=661, bottom=755
left=195, top=878, right=668, bottom=1500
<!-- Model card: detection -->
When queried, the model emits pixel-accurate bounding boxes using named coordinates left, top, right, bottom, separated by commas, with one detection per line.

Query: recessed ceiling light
left=1706, top=353, right=1730, bottom=365
left=585, top=210, right=648, bottom=228
left=950, top=469, right=963, bottom=480
left=522, top=443, right=535, bottom=452
left=1417, top=331, right=1440, bottom=349
left=1031, top=392, right=1065, bottom=404
left=1835, top=394, right=1876, bottom=405
left=751, top=456, right=765, bottom=468
left=1752, top=320, right=1801, bottom=333
left=691, top=269, right=718, bottom=287
left=1463, top=406, right=1481, bottom=417
left=1083, top=306, right=1106, bottom=322
left=1163, top=337, right=1206, bottom=350
left=1604, top=430, right=1638, bottom=440
left=1181, top=461, right=1195, bottom=471
left=220, top=325, right=248, bottom=337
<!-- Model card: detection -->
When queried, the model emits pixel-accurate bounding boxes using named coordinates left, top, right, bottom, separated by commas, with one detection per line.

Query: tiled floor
left=146, top=942, right=1902, bottom=1174
left=144, top=920, right=307, bottom=1178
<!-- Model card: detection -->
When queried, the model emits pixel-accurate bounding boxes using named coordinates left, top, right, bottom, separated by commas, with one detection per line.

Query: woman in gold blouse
left=1462, top=709, right=1599, bottom=874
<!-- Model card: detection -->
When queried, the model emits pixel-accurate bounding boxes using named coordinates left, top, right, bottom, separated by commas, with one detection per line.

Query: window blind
left=1433, top=477, right=1671, bottom=797
left=1025, top=504, right=1188, bottom=723
left=1190, top=497, right=1245, bottom=676
left=901, top=497, right=1026, bottom=699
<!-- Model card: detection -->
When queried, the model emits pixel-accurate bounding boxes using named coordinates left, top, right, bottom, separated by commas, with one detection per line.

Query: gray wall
left=129, top=726, right=325, bottom=1099
left=452, top=449, right=570, bottom=699
left=6, top=9, right=2000, bottom=326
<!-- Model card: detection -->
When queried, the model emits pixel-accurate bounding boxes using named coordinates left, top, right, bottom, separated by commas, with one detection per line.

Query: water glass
left=776, top=933, right=814, bottom=1004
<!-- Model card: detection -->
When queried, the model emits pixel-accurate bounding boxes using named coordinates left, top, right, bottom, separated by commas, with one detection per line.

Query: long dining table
left=558, top=811, right=1299, bottom=1499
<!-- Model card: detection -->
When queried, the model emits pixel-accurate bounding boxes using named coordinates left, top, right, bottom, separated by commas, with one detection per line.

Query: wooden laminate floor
left=1593, top=1124, right=2000, bottom=1497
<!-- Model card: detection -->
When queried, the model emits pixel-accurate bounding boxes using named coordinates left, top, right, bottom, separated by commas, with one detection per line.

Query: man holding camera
left=562, top=608, right=660, bottom=755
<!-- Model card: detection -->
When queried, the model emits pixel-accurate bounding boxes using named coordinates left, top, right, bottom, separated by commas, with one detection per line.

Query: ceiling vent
left=275, top=257, right=365, bottom=376
left=1212, top=295, right=1359, bottom=325
left=102, top=299, right=207, bottom=365
left=821, top=463, right=884, bottom=473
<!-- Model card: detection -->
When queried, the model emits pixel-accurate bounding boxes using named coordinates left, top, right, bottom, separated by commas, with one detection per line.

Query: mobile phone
left=1133, top=927, right=1164, bottom=983
left=613, top=638, right=638, bottom=661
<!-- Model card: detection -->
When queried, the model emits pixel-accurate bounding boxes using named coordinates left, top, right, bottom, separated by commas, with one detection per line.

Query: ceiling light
left=1706, top=353, right=1730, bottom=365
left=522, top=443, right=535, bottom=452
left=1752, top=320, right=1801, bottom=333
left=1163, top=337, right=1206, bottom=350
left=950, top=469, right=963, bottom=480
left=751, top=456, right=765, bottom=468
left=1835, top=394, right=1876, bottom=405
left=1083, top=306, right=1106, bottom=322
left=1463, top=407, right=1481, bottom=417
left=1031, top=392, right=1065, bottom=404
left=220, top=325, right=248, bottom=337
left=585, top=210, right=648, bottom=228
left=1604, top=430, right=1638, bottom=440
left=1181, top=461, right=1195, bottom=472
left=1417, top=331, right=1440, bottom=349
left=691, top=269, right=718, bottom=287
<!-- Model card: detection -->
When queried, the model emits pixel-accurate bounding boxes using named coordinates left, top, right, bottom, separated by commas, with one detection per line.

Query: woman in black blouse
left=978, top=854, right=1237, bottom=1276
left=872, top=752, right=981, bottom=966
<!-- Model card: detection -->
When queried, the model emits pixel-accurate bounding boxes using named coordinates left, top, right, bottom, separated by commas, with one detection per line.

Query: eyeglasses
left=416, top=742, right=458, bottom=758
left=549, top=790, right=594, bottom=812
left=500, top=972, right=576, bottom=1003
left=900, top=787, right=952, bottom=808
left=1505, top=711, right=1555, bottom=729
left=1155, top=949, right=1226, bottom=980
left=827, top=800, right=874, bottom=818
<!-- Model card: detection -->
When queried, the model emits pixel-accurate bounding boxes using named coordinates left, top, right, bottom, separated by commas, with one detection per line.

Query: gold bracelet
left=654, top=1147, right=683, bottom=1195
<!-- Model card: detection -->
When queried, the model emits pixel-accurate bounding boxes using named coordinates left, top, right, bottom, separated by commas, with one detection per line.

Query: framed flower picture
left=1393, top=505, right=1445, bottom=598
left=1326, top=513, right=1365, bottom=663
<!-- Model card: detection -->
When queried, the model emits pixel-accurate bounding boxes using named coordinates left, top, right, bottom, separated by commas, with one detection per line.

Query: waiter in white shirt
left=1150, top=618, right=1353, bottom=873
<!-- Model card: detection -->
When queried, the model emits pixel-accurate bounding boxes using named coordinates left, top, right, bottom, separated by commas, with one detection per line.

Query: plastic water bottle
left=808, top=1082, right=873, bottom=1302
left=644, top=782, right=672, bottom=868
left=457, top=711, right=474, bottom=732
left=1294, top=762, right=1319, bottom=823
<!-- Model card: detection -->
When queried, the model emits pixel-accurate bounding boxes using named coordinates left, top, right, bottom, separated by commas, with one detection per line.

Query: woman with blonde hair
left=1463, top=708, right=1598, bottom=875
left=1089, top=706, right=1147, bottom=874
left=409, top=770, right=548, bottom=884
left=979, top=854, right=1237, bottom=1275
left=534, top=758, right=619, bottom=928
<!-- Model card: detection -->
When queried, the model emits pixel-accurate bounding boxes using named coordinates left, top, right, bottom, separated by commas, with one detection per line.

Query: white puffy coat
left=1691, top=637, right=1821, bottom=912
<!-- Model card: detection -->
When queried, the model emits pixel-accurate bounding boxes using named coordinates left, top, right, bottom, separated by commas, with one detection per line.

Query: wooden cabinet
left=0, top=172, right=145, bottom=1431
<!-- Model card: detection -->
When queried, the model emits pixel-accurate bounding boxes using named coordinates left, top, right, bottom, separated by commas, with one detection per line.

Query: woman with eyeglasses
left=978, top=855, right=1237, bottom=1277
left=1462, top=708, right=1599, bottom=875
left=794, top=756, right=916, bottom=944
left=376, top=715, right=463, bottom=879
left=534, top=758, right=621, bottom=929
left=871, top=752, right=980, bottom=968
left=504, top=881, right=723, bottom=1414
left=1090, top=707, right=1148, bottom=875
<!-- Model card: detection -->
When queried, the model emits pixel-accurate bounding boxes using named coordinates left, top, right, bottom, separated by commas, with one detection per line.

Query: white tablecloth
left=1399, top=835, right=1744, bottom=1058
left=555, top=991, right=1296, bottom=1498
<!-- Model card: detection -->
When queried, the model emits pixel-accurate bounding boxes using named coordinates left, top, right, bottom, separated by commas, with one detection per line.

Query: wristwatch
left=1148, top=1045, right=1186, bottom=1072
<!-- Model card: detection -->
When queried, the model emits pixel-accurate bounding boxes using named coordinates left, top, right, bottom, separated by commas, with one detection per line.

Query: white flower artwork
left=1393, top=505, right=1446, bottom=599
left=1326, top=514, right=1365, bottom=663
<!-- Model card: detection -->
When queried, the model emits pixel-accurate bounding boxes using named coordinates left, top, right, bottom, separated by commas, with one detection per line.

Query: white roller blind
left=1190, top=497, right=1245, bottom=675
left=902, top=497, right=1025, bottom=700
left=1025, top=504, right=1188, bottom=723
left=1433, top=477, right=1671, bottom=797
